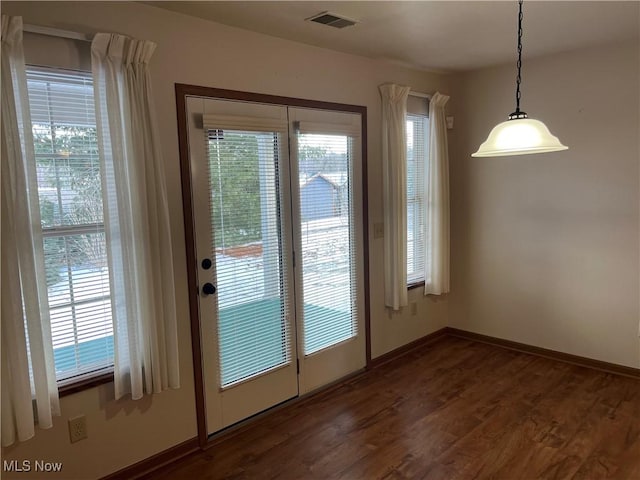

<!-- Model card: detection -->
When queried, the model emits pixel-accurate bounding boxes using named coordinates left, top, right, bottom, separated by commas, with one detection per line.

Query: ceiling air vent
left=306, top=11, right=358, bottom=29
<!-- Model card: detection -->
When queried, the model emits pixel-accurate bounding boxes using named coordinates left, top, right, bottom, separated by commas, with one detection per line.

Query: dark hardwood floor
left=149, top=336, right=640, bottom=479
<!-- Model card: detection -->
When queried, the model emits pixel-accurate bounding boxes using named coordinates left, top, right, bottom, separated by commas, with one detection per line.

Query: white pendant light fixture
left=473, top=0, right=568, bottom=157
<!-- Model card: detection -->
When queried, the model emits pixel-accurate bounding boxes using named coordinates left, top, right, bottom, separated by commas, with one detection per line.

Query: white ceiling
left=148, top=1, right=639, bottom=73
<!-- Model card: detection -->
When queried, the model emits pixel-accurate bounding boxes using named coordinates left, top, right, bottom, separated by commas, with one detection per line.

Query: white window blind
left=206, top=129, right=291, bottom=388
left=407, top=114, right=428, bottom=285
left=26, top=66, right=113, bottom=383
left=297, top=133, right=357, bottom=355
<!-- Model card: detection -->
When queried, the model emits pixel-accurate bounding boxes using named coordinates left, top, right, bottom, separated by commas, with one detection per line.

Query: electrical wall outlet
left=446, top=116, right=454, bottom=129
left=68, top=415, right=88, bottom=443
left=410, top=302, right=418, bottom=316
left=373, top=222, right=384, bottom=239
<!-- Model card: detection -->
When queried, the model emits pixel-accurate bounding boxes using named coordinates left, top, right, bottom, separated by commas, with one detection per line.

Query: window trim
left=58, top=369, right=114, bottom=397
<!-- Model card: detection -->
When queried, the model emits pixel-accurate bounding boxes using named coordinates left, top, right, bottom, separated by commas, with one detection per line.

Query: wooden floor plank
left=148, top=337, right=640, bottom=480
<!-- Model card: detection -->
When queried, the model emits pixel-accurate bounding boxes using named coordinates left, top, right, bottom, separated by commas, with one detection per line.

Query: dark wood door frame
left=174, top=83, right=371, bottom=448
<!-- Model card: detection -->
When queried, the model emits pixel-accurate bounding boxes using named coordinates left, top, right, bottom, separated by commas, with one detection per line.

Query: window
left=26, top=67, right=113, bottom=383
left=406, top=114, right=428, bottom=285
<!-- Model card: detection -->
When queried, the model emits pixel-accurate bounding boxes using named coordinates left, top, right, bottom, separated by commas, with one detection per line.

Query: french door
left=185, top=95, right=366, bottom=435
left=288, top=108, right=366, bottom=394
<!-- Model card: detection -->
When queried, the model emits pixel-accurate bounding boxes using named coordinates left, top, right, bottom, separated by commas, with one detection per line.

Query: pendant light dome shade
left=472, top=117, right=568, bottom=157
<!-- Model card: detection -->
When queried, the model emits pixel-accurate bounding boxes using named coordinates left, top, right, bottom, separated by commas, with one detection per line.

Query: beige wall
left=9, top=3, right=636, bottom=478
left=450, top=40, right=640, bottom=368
left=1, top=2, right=452, bottom=477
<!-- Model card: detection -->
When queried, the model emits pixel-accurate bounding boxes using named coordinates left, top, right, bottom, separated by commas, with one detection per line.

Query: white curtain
left=379, top=84, right=410, bottom=310
left=91, top=33, right=179, bottom=400
left=1, top=15, right=60, bottom=447
left=424, top=92, right=450, bottom=295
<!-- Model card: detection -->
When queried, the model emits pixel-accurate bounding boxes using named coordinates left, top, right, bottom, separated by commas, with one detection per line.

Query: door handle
left=201, top=283, right=216, bottom=296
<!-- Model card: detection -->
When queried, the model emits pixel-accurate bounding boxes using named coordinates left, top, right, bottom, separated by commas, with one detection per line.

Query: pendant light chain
left=511, top=0, right=527, bottom=119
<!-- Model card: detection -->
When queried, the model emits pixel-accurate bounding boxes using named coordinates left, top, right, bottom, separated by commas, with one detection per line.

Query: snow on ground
left=48, top=268, right=111, bottom=349
left=216, top=215, right=353, bottom=313
left=48, top=216, right=355, bottom=370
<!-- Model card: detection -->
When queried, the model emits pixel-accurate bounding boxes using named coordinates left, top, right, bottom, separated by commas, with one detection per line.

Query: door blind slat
left=297, top=133, right=358, bottom=355
left=205, top=129, right=291, bottom=388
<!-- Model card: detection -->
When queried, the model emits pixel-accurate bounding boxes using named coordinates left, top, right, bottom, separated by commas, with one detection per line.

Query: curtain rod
left=409, top=91, right=432, bottom=100
left=23, top=24, right=93, bottom=42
